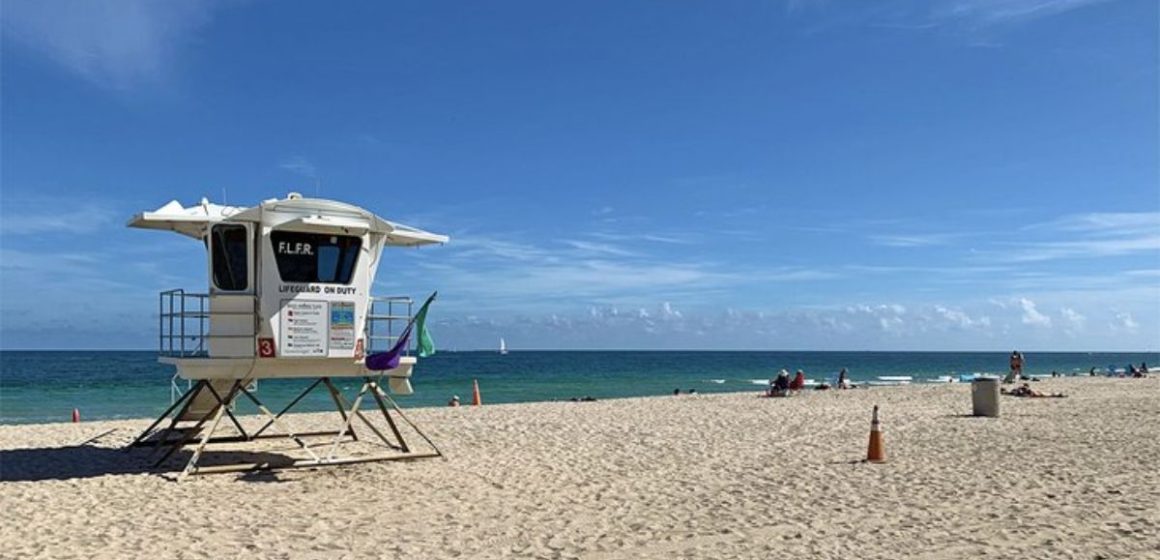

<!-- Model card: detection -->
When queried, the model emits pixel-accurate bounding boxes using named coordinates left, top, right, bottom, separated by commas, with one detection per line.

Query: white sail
left=499, top=337, right=508, bottom=355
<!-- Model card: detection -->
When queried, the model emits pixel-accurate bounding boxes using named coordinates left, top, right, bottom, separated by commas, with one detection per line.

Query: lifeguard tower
left=126, top=192, right=448, bottom=478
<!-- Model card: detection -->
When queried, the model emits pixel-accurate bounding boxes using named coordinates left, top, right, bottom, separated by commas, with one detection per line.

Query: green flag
left=414, top=292, right=437, bottom=358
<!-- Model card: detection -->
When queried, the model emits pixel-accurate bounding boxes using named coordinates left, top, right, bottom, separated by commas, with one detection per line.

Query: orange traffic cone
left=71, top=408, right=80, bottom=423
left=866, top=405, right=885, bottom=463
left=472, top=379, right=482, bottom=406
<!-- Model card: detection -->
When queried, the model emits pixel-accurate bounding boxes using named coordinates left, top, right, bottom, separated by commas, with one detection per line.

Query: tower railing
left=158, top=289, right=256, bottom=357
left=365, top=296, right=415, bottom=355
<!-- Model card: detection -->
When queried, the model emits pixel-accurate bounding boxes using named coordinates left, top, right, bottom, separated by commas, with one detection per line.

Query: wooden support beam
left=251, top=378, right=324, bottom=438
left=366, top=377, right=409, bottom=453
left=128, top=381, right=202, bottom=448
left=186, top=452, right=443, bottom=476
left=324, top=378, right=398, bottom=450
left=205, top=381, right=249, bottom=440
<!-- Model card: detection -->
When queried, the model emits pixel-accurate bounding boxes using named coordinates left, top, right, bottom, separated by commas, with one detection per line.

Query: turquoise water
left=1, top=350, right=1156, bottom=424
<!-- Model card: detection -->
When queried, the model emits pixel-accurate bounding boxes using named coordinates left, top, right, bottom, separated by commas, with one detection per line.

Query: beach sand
left=2, top=377, right=1157, bottom=559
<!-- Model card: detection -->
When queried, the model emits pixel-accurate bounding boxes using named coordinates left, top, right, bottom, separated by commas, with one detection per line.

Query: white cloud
left=796, top=0, right=1113, bottom=44
left=279, top=157, right=318, bottom=178
left=561, top=240, right=635, bottom=257
left=934, top=305, right=991, bottom=329
left=1035, top=212, right=1160, bottom=235
left=992, top=212, right=1160, bottom=263
left=1060, top=307, right=1086, bottom=333
left=1112, top=312, right=1139, bottom=333
left=932, top=0, right=1114, bottom=25
left=879, top=316, right=904, bottom=332
left=410, top=232, right=836, bottom=314
left=589, top=231, right=696, bottom=245
left=426, top=298, right=1157, bottom=350
left=1001, top=236, right=1160, bottom=263
left=1, top=0, right=220, bottom=90
left=869, top=233, right=954, bottom=248
left=0, top=200, right=119, bottom=235
left=1019, top=298, right=1052, bottom=327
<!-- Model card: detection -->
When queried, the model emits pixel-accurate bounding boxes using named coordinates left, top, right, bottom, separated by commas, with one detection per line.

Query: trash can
left=971, top=377, right=1000, bottom=417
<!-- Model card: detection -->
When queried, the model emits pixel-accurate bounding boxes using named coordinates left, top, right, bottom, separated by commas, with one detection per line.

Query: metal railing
left=159, top=290, right=415, bottom=359
left=158, top=289, right=256, bottom=357
left=365, top=296, right=415, bottom=355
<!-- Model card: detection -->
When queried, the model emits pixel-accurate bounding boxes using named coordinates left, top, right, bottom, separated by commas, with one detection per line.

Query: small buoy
left=71, top=408, right=80, bottom=423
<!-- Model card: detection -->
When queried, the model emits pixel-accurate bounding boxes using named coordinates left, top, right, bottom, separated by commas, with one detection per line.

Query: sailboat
left=499, top=337, right=508, bottom=355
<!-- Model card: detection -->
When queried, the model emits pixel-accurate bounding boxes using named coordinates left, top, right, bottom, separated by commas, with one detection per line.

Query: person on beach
left=837, top=368, right=850, bottom=389
left=790, top=370, right=806, bottom=392
left=448, top=395, right=460, bottom=407
left=1005, top=351, right=1024, bottom=383
left=1002, top=383, right=1065, bottom=398
left=1012, top=351, right=1025, bottom=379
left=768, top=370, right=790, bottom=397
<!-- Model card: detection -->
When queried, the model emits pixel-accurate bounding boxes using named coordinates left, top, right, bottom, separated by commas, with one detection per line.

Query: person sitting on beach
left=1001, top=383, right=1066, bottom=399
left=837, top=368, right=850, bottom=389
left=768, top=370, right=790, bottom=397
left=789, top=370, right=806, bottom=392
left=448, top=395, right=460, bottom=407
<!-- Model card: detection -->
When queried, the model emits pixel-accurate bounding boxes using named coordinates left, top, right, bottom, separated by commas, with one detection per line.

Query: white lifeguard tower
left=126, top=192, right=448, bottom=478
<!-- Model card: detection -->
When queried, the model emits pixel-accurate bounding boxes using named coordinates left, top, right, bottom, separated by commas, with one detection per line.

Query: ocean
left=1, top=350, right=1156, bottom=424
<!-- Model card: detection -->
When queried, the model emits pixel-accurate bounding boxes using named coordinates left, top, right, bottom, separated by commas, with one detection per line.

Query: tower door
left=208, top=223, right=255, bottom=358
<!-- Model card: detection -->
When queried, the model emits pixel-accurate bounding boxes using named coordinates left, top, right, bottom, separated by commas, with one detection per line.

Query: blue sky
left=1, top=0, right=1157, bottom=351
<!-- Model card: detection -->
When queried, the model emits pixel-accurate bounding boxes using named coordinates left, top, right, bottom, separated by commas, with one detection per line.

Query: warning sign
left=281, top=300, right=329, bottom=357
left=329, top=301, right=355, bottom=351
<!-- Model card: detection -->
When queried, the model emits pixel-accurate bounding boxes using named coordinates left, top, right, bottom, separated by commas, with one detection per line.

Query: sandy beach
left=2, top=376, right=1157, bottom=559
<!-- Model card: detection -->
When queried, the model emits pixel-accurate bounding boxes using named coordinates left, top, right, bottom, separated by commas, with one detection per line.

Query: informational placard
left=329, top=301, right=355, bottom=352
left=281, top=300, right=329, bottom=357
